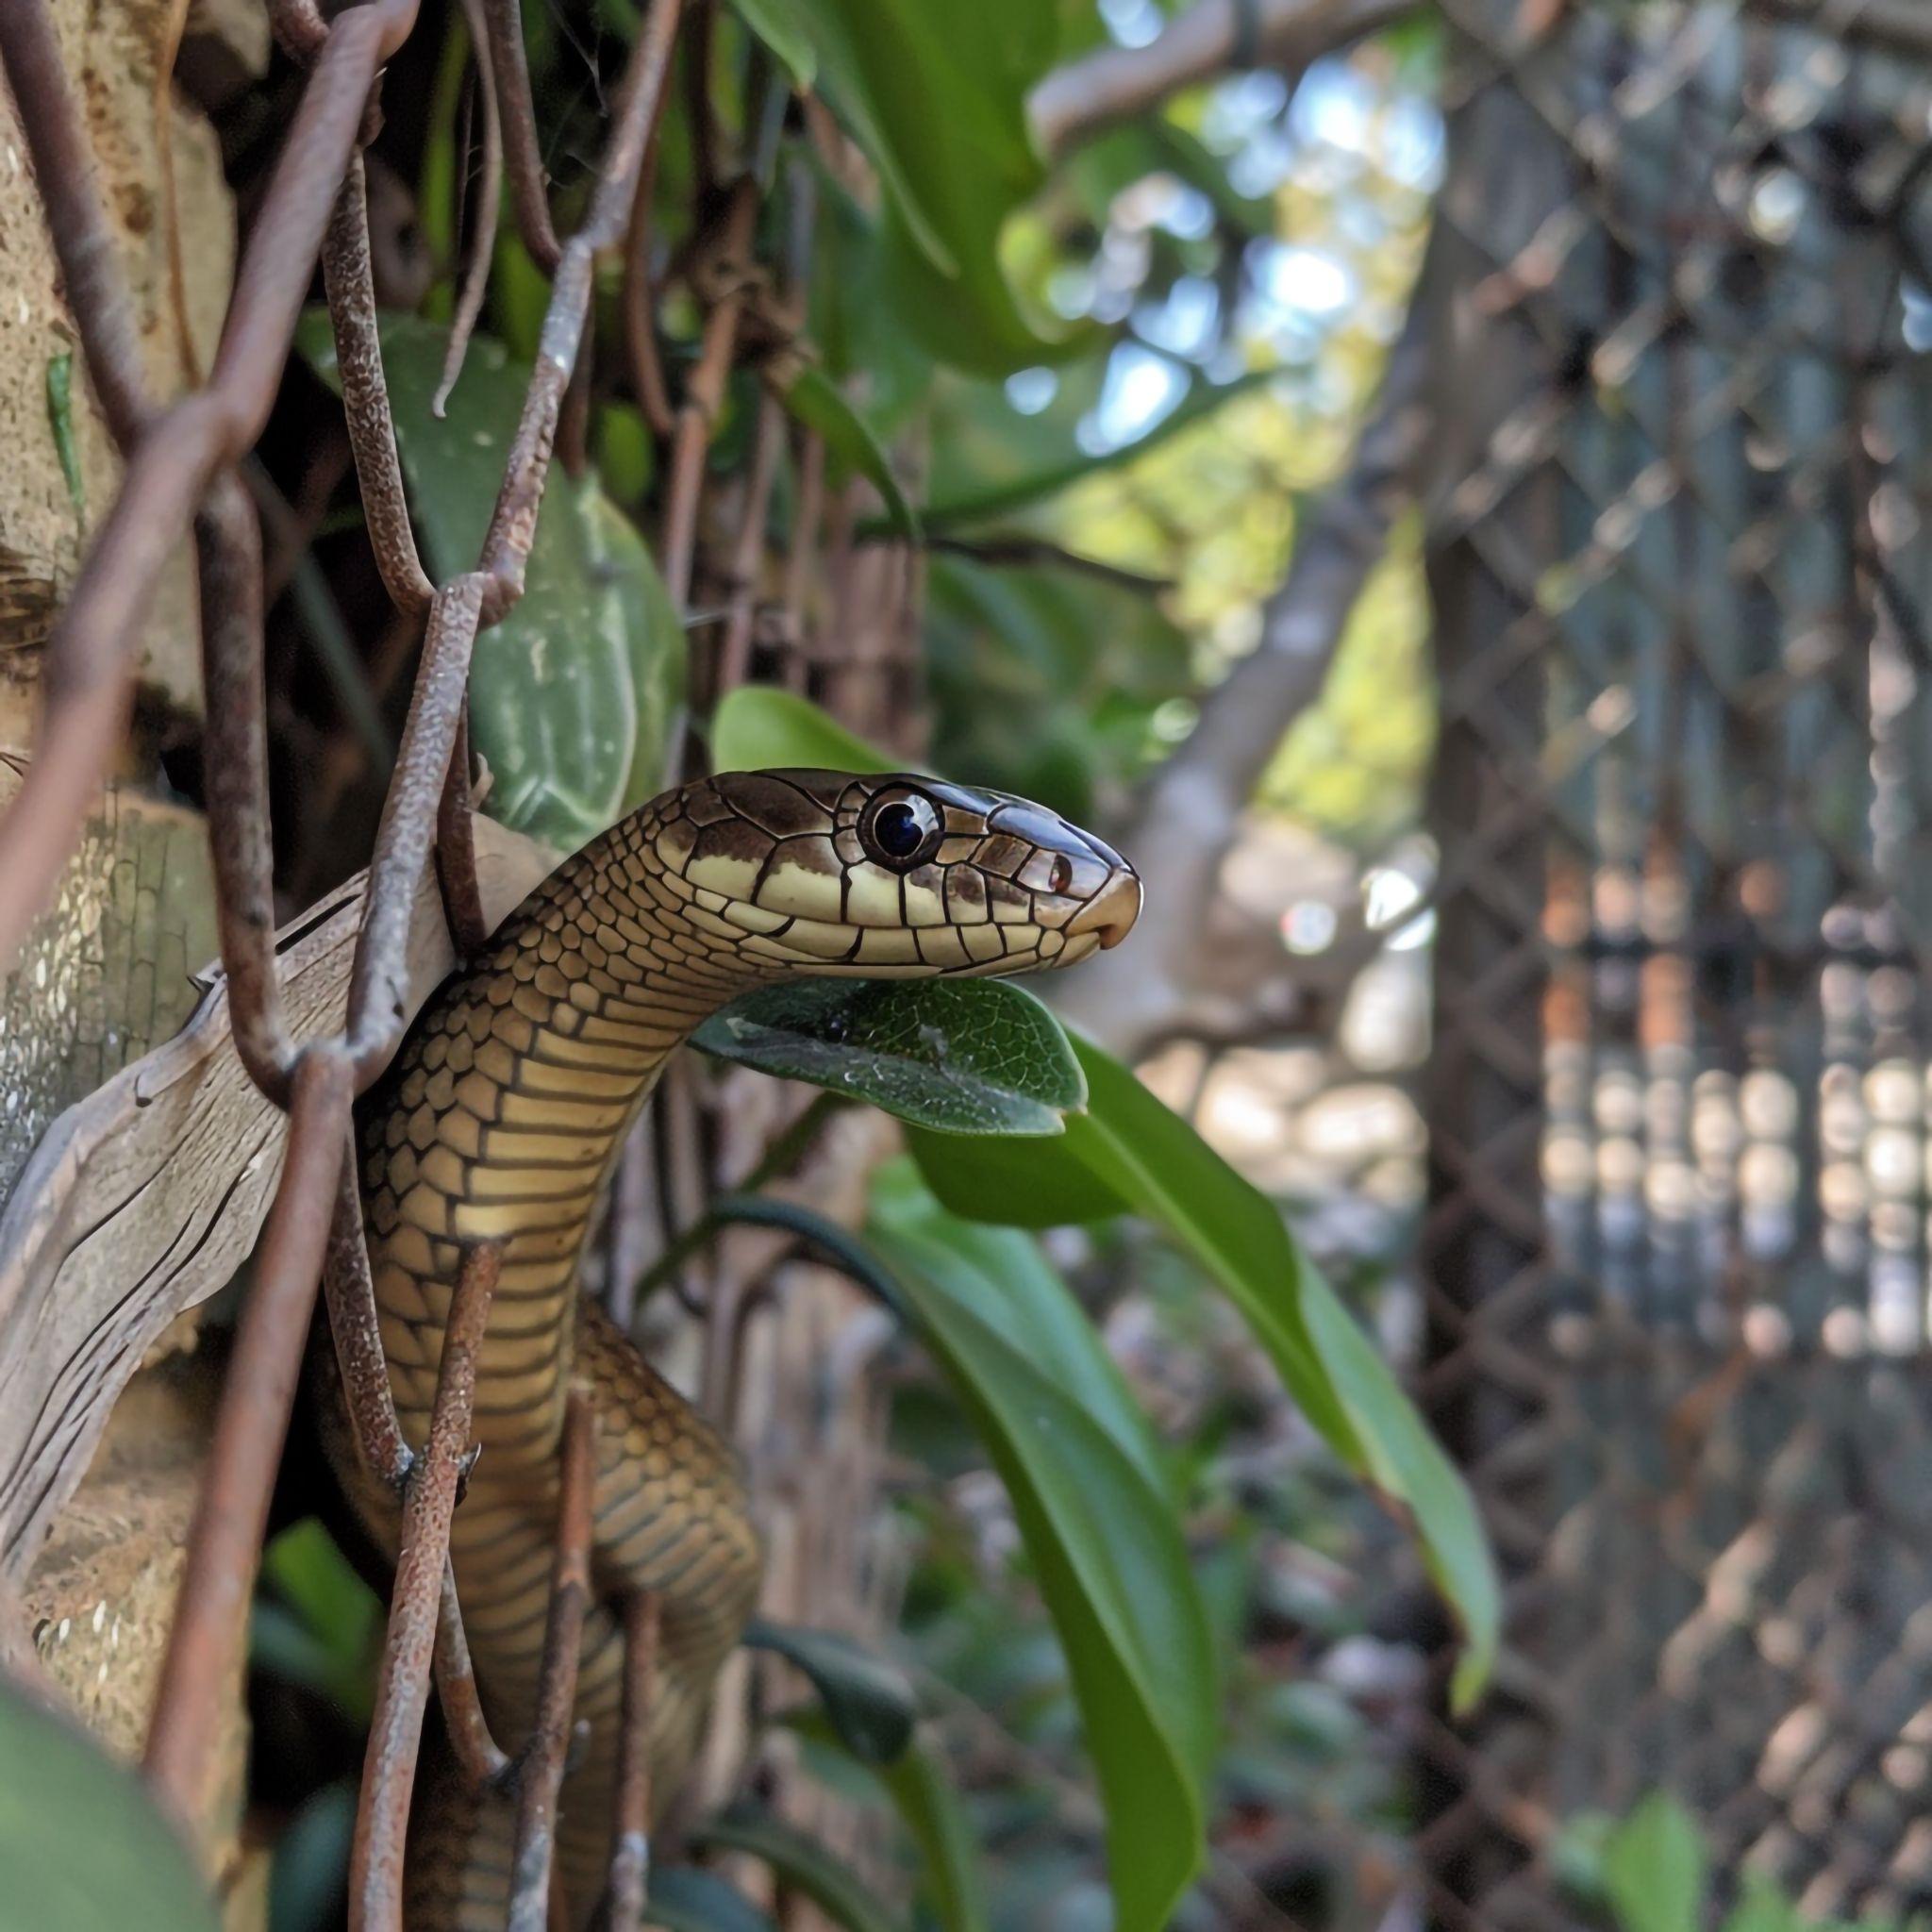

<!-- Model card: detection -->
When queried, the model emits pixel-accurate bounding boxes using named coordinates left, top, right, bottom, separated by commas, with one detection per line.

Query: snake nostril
left=1048, top=854, right=1074, bottom=894
left=1069, top=868, right=1142, bottom=950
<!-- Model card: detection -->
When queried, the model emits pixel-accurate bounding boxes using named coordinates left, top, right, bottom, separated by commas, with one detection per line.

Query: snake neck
left=358, top=803, right=776, bottom=1469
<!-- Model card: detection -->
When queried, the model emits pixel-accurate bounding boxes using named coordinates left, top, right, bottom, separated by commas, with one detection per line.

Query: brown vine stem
left=436, top=1558, right=511, bottom=1789
left=435, top=0, right=506, bottom=417
left=661, top=178, right=760, bottom=607
left=350, top=1242, right=502, bottom=1932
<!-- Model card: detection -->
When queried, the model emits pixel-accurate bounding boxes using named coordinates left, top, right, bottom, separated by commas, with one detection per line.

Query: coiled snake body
left=335, top=769, right=1140, bottom=1928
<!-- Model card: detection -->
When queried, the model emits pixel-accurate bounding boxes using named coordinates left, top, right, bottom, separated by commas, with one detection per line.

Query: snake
left=330, top=767, right=1141, bottom=1929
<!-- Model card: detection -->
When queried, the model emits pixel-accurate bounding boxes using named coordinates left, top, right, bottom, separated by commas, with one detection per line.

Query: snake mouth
left=1066, top=867, right=1142, bottom=952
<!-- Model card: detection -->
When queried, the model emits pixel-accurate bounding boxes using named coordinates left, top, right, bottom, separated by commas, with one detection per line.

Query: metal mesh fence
left=1417, top=4, right=1932, bottom=1924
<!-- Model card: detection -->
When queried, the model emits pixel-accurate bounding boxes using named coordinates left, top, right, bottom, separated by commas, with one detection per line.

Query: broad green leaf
left=910, top=1033, right=1502, bottom=1710
left=728, top=0, right=815, bottom=85
left=878, top=1743, right=991, bottom=1932
left=646, top=1867, right=779, bottom=1932
left=1602, top=1793, right=1707, bottom=1932
left=771, top=364, right=921, bottom=541
left=873, top=1163, right=1165, bottom=1497
left=709, top=687, right=897, bottom=775
left=784, top=0, right=1085, bottom=375
left=744, top=1618, right=917, bottom=1765
left=905, top=1122, right=1127, bottom=1225
left=695, top=980, right=1083, bottom=1136
left=0, top=1673, right=219, bottom=1932
left=296, top=311, right=685, bottom=846
left=695, top=1808, right=904, bottom=1932
left=868, top=1170, right=1214, bottom=1932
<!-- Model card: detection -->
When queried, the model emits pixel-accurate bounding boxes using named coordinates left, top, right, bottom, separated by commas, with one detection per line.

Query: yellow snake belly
left=336, top=768, right=1140, bottom=1929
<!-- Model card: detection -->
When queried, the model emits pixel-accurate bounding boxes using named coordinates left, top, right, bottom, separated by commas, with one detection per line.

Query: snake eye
left=862, top=791, right=943, bottom=871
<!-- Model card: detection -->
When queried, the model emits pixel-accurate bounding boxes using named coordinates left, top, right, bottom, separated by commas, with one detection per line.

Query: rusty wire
left=350, top=1242, right=502, bottom=1930
left=506, top=1392, right=598, bottom=1932
left=608, top=1592, right=663, bottom=1932
left=142, top=1048, right=352, bottom=1812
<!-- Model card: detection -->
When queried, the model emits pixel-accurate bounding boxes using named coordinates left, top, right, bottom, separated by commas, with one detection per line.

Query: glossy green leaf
left=744, top=1618, right=917, bottom=1765
left=296, top=311, right=685, bottom=846
left=695, top=1808, right=903, bottom=1932
left=785, top=0, right=1084, bottom=375
left=1602, top=1793, right=1706, bottom=1932
left=772, top=364, right=921, bottom=541
left=904, top=1118, right=1125, bottom=1227
left=709, top=687, right=898, bottom=775
left=868, top=1168, right=1213, bottom=1932
left=645, top=1867, right=779, bottom=1932
left=695, top=980, right=1083, bottom=1136
left=0, top=1673, right=219, bottom=1932
left=910, top=1033, right=1502, bottom=1710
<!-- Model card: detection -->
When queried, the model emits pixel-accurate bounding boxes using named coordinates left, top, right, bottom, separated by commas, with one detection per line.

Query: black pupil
left=874, top=800, right=930, bottom=859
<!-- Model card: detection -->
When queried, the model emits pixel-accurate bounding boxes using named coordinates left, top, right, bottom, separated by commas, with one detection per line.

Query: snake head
left=655, top=769, right=1141, bottom=978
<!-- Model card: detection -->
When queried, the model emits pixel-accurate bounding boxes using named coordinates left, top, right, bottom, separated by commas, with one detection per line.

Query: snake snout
left=1068, top=866, right=1142, bottom=951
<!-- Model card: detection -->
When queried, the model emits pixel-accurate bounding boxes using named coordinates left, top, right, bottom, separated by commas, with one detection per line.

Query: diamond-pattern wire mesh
left=1416, top=6, right=1932, bottom=1926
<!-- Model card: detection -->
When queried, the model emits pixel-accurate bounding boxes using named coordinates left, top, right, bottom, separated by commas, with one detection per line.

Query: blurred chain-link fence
left=1416, top=3, right=1932, bottom=1924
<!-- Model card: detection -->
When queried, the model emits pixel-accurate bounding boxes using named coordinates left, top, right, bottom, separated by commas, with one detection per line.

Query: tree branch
left=1027, top=0, right=1418, bottom=163
left=1053, top=288, right=1434, bottom=1058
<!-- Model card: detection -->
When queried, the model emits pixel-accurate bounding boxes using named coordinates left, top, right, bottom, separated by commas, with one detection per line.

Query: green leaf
left=596, top=401, right=657, bottom=509
left=727, top=0, right=815, bottom=90
left=771, top=364, right=921, bottom=541
left=695, top=1809, right=904, bottom=1932
left=0, top=1674, right=219, bottom=1932
left=695, top=980, right=1084, bottom=1136
left=1602, top=1793, right=1707, bottom=1932
left=709, top=687, right=897, bottom=775
left=296, top=310, right=686, bottom=845
left=868, top=1169, right=1213, bottom=1932
left=909, top=1033, right=1502, bottom=1710
left=646, top=1867, right=780, bottom=1932
left=878, top=1743, right=991, bottom=1932
left=45, top=351, right=83, bottom=517
left=256, top=1518, right=383, bottom=1724
left=791, top=1717, right=991, bottom=1932
left=906, top=369, right=1277, bottom=533
left=784, top=0, right=1085, bottom=375
left=744, top=1618, right=917, bottom=1765
left=1723, top=1875, right=1804, bottom=1932
left=905, top=1123, right=1127, bottom=1225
